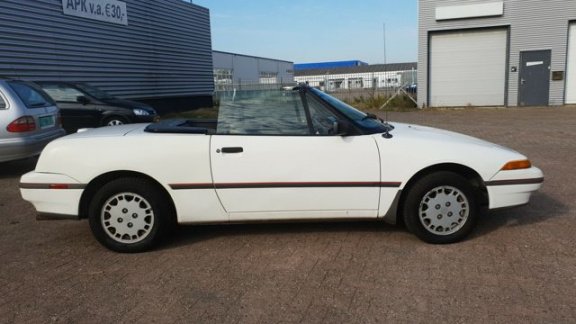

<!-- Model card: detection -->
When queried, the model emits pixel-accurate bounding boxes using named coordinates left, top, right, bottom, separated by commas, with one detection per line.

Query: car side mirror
left=77, top=96, right=90, bottom=105
left=331, top=120, right=350, bottom=136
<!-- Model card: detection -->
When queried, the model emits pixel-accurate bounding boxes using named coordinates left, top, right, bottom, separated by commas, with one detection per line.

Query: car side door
left=209, top=89, right=381, bottom=221
left=41, top=83, right=102, bottom=132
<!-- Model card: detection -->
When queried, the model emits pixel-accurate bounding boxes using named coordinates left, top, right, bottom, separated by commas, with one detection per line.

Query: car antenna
left=381, top=102, right=393, bottom=139
left=382, top=125, right=393, bottom=139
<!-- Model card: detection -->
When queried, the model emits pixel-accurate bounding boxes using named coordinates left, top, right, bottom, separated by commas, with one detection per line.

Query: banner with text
left=62, top=0, right=128, bottom=26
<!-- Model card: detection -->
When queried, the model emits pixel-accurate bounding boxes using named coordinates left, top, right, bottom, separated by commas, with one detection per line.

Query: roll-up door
left=430, top=29, right=507, bottom=107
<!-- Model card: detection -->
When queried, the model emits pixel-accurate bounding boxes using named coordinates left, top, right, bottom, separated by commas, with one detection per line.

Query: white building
left=294, top=63, right=417, bottom=91
left=419, top=0, right=576, bottom=107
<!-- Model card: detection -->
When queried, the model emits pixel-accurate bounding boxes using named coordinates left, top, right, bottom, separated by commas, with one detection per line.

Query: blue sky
left=192, top=1, right=418, bottom=64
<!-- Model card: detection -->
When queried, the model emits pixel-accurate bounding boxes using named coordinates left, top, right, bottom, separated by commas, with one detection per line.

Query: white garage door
left=566, top=23, right=576, bottom=104
left=430, top=29, right=507, bottom=107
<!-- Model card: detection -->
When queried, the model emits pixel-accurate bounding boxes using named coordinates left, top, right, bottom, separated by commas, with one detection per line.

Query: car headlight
left=133, top=108, right=151, bottom=116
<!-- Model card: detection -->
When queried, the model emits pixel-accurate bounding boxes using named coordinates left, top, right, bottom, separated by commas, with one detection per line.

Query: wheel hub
left=418, top=186, right=469, bottom=236
left=101, top=192, right=154, bottom=243
left=107, top=119, right=124, bottom=126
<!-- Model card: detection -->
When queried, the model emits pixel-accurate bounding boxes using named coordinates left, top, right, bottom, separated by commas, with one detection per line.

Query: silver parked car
left=0, top=79, right=65, bottom=163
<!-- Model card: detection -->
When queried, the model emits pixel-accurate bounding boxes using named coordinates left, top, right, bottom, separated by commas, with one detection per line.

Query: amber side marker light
left=501, top=160, right=532, bottom=171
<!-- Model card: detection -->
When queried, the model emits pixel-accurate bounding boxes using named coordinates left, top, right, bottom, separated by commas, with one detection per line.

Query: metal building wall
left=213, top=51, right=294, bottom=84
left=0, top=0, right=213, bottom=99
left=418, top=0, right=576, bottom=107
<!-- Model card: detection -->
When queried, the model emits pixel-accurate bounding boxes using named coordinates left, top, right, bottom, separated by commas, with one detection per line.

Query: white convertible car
left=20, top=86, right=543, bottom=252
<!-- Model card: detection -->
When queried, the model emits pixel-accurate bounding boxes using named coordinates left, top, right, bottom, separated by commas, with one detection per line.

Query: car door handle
left=220, top=147, right=243, bottom=154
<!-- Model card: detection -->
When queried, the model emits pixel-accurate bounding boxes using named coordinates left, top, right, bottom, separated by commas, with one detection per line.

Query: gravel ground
left=1, top=106, right=575, bottom=323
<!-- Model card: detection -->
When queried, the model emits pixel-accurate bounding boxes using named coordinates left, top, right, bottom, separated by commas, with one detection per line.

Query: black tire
left=88, top=178, right=173, bottom=253
left=403, top=171, right=479, bottom=244
left=103, top=116, right=127, bottom=127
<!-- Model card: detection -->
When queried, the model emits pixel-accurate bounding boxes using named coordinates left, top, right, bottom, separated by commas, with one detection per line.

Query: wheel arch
left=78, top=170, right=177, bottom=221
left=396, top=163, right=488, bottom=224
left=101, top=114, right=129, bottom=126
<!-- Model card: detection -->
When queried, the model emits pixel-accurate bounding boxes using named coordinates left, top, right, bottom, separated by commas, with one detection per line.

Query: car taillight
left=7, top=116, right=36, bottom=133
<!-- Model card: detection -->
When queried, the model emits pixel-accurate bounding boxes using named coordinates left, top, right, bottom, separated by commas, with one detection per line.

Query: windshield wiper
left=362, top=112, right=395, bottom=135
left=363, top=113, right=391, bottom=127
left=362, top=113, right=379, bottom=121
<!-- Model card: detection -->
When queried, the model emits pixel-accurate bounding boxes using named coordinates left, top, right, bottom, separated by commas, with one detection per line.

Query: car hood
left=376, top=122, right=526, bottom=181
left=389, top=122, right=514, bottom=151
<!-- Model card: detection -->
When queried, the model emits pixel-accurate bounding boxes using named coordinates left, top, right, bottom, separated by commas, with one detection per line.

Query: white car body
left=19, top=86, right=543, bottom=251
left=21, top=123, right=543, bottom=220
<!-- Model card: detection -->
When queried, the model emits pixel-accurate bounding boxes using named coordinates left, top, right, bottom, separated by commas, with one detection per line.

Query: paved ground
left=1, top=106, right=575, bottom=323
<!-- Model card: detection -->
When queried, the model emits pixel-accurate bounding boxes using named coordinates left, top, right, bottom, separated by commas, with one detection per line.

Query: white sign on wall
left=436, top=2, right=504, bottom=21
left=62, top=0, right=128, bottom=26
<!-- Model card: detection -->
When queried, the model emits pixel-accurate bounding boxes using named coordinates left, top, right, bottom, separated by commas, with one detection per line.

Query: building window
left=329, top=79, right=345, bottom=90
left=214, top=69, right=233, bottom=85
left=259, top=72, right=278, bottom=84
left=348, top=78, right=364, bottom=89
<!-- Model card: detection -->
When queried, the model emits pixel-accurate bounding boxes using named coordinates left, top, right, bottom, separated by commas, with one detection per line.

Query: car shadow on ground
left=0, top=157, right=37, bottom=179
left=161, top=192, right=566, bottom=250
left=473, top=192, right=568, bottom=238
left=161, top=220, right=405, bottom=251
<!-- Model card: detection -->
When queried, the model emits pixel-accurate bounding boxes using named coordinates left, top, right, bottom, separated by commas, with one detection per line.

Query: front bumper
left=485, top=166, right=544, bottom=209
left=20, top=171, right=84, bottom=219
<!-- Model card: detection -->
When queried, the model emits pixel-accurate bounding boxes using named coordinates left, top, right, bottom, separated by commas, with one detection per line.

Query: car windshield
left=76, top=83, right=114, bottom=100
left=209, top=86, right=391, bottom=136
left=8, top=81, right=56, bottom=108
left=309, top=87, right=391, bottom=133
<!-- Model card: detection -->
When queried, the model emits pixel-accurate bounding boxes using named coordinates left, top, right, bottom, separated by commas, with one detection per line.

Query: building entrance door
left=518, top=50, right=551, bottom=106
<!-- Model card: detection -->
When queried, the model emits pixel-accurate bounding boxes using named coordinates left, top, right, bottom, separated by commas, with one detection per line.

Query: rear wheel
left=403, top=172, right=479, bottom=244
left=88, top=178, right=173, bottom=253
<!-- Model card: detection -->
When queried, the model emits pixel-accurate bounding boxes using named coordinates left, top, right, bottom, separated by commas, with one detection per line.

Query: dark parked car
left=36, top=82, right=159, bottom=133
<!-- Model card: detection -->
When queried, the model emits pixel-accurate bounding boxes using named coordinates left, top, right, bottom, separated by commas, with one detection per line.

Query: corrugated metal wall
left=418, top=0, right=576, bottom=107
left=0, top=0, right=214, bottom=99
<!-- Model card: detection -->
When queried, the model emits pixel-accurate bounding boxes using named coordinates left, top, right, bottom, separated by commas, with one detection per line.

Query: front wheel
left=403, top=172, right=479, bottom=244
left=104, top=116, right=126, bottom=126
left=88, top=178, right=173, bottom=253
